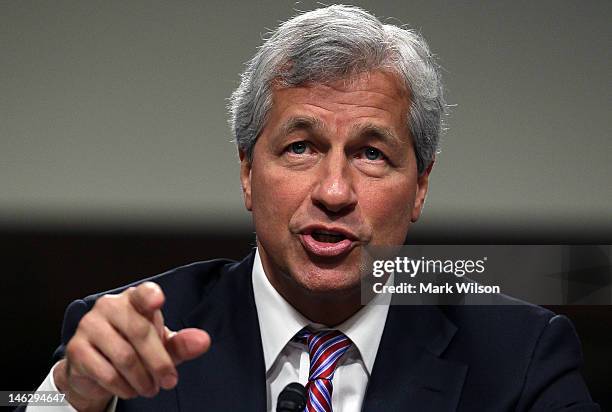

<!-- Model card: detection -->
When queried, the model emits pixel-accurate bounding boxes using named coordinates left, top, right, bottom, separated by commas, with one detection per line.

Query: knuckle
left=122, top=287, right=136, bottom=299
left=77, top=313, right=95, bottom=331
left=131, top=320, right=152, bottom=341
left=65, top=339, right=85, bottom=362
left=94, top=294, right=116, bottom=311
left=116, top=349, right=138, bottom=368
left=139, top=282, right=164, bottom=301
left=140, top=281, right=159, bottom=293
left=101, top=371, right=122, bottom=388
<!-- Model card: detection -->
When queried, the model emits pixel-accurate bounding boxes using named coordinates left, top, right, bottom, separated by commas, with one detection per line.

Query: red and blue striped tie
left=295, top=328, right=352, bottom=412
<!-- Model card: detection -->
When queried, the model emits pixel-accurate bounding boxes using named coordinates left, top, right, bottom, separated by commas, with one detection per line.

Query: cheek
left=361, top=178, right=416, bottom=243
left=250, top=164, right=308, bottom=220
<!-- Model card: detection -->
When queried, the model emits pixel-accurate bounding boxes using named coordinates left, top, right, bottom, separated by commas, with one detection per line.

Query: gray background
left=2, top=0, right=611, bottom=233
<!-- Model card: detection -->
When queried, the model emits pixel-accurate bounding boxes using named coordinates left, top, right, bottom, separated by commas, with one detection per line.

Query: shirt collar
left=251, top=248, right=390, bottom=376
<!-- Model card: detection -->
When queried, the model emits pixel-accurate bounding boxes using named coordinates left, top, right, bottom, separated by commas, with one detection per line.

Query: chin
left=290, top=261, right=362, bottom=298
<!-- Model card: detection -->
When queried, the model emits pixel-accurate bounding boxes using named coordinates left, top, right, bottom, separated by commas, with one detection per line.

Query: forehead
left=267, top=70, right=411, bottom=131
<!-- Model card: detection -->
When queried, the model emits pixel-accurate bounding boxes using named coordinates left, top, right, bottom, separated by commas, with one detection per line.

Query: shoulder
left=81, top=257, right=243, bottom=314
left=445, top=294, right=558, bottom=338
left=442, top=295, right=572, bottom=361
left=439, top=297, right=596, bottom=410
left=55, top=252, right=255, bottom=352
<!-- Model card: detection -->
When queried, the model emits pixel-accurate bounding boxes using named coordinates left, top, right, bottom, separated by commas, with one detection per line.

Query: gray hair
left=229, top=5, right=446, bottom=174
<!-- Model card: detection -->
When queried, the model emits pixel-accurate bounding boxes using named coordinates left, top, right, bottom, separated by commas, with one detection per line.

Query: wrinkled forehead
left=265, top=70, right=412, bottom=136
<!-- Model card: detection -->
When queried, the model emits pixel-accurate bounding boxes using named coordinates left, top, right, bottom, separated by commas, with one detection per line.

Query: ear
left=410, top=158, right=434, bottom=222
left=239, top=149, right=253, bottom=211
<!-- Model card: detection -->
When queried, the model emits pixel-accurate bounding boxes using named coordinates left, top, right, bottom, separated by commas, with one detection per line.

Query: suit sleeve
left=516, top=314, right=600, bottom=411
left=51, top=299, right=93, bottom=363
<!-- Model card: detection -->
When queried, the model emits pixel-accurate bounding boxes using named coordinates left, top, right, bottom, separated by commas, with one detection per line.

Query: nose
left=311, top=150, right=357, bottom=215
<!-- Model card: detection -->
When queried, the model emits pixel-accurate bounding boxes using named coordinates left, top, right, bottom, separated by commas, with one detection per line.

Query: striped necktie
left=295, top=328, right=353, bottom=412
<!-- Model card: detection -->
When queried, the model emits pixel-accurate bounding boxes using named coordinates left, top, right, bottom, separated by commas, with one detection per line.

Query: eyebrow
left=276, top=116, right=404, bottom=149
left=349, top=122, right=404, bottom=149
left=277, top=116, right=326, bottom=138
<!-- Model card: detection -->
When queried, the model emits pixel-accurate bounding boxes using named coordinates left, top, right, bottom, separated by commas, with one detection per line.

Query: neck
left=273, top=279, right=363, bottom=326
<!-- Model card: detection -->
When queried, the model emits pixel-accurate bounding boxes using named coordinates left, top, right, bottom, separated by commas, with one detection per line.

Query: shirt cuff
left=26, top=361, right=118, bottom=412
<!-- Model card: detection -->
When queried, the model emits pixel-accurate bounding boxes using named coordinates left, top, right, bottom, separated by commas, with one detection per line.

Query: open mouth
left=311, top=230, right=347, bottom=243
left=299, top=227, right=356, bottom=257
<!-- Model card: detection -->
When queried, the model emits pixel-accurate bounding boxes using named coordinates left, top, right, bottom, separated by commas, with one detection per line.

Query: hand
left=53, top=282, right=211, bottom=412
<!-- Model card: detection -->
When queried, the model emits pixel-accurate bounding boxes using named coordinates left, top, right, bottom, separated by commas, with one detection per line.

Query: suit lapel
left=362, top=305, right=467, bottom=412
left=176, top=251, right=267, bottom=412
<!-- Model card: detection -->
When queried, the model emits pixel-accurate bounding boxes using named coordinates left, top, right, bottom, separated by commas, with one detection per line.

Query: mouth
left=299, top=226, right=358, bottom=257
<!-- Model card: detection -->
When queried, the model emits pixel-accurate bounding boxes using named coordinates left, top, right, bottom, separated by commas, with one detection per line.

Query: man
left=26, top=5, right=597, bottom=412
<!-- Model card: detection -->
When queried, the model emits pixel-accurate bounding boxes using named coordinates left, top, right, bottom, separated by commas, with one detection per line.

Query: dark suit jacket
left=43, top=251, right=598, bottom=411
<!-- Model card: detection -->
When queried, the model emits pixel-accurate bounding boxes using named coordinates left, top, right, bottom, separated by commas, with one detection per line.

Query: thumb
left=165, top=327, right=211, bottom=365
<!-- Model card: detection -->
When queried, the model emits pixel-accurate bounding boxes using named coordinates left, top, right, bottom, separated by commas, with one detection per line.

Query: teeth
left=317, top=230, right=340, bottom=235
left=312, top=231, right=345, bottom=243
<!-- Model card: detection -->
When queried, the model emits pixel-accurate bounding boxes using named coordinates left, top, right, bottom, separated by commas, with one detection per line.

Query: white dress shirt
left=28, top=249, right=390, bottom=412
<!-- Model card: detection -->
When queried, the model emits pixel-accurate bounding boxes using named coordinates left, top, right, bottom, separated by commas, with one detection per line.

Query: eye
left=289, top=141, right=308, bottom=154
left=362, top=147, right=384, bottom=161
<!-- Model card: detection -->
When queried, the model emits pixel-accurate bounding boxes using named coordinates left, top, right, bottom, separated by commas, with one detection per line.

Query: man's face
left=240, top=70, right=430, bottom=299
